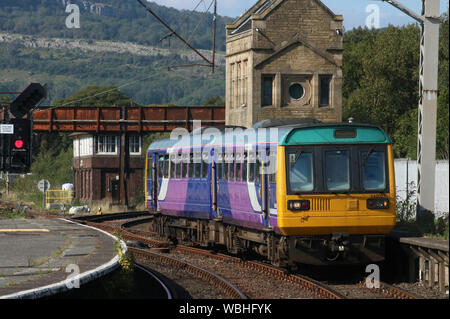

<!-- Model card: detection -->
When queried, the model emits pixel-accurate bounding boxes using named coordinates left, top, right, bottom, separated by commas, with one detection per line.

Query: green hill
left=0, top=0, right=230, bottom=105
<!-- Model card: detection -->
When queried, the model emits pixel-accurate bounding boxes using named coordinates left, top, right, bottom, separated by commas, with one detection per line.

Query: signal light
left=14, top=139, right=24, bottom=149
left=6, top=118, right=32, bottom=173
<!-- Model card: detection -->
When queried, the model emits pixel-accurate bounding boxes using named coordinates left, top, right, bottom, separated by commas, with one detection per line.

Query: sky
left=150, top=0, right=449, bottom=30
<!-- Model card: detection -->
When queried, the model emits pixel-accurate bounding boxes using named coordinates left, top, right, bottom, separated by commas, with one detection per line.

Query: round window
left=289, top=83, right=304, bottom=100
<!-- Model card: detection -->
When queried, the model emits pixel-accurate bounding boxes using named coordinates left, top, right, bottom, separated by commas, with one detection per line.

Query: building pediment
left=254, top=33, right=341, bottom=69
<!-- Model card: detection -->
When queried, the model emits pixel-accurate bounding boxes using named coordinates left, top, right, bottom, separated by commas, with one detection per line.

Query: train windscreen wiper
left=362, top=148, right=375, bottom=167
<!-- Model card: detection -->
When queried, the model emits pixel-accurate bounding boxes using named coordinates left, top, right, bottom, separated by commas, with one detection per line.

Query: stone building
left=225, top=0, right=343, bottom=128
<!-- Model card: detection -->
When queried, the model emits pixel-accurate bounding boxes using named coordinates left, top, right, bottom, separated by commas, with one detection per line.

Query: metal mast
left=381, top=0, right=440, bottom=220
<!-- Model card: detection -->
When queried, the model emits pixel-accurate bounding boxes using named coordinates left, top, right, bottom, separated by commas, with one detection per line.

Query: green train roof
left=280, top=124, right=392, bottom=145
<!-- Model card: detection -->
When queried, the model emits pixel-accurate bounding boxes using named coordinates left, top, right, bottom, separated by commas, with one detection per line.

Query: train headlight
left=288, top=200, right=310, bottom=211
left=367, top=198, right=389, bottom=209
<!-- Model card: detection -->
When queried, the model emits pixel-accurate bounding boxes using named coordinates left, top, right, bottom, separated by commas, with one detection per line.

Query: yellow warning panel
left=0, top=229, right=50, bottom=233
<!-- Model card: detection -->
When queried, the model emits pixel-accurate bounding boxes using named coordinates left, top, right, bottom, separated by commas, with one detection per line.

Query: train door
left=150, top=153, right=164, bottom=211
left=249, top=146, right=269, bottom=228
left=258, top=148, right=270, bottom=228
left=217, top=151, right=230, bottom=219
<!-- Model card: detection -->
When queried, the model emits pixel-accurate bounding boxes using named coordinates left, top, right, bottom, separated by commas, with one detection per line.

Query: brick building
left=225, top=0, right=343, bottom=128
left=71, top=133, right=144, bottom=206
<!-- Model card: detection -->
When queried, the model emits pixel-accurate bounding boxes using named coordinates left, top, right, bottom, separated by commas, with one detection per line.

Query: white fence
left=395, top=159, right=449, bottom=218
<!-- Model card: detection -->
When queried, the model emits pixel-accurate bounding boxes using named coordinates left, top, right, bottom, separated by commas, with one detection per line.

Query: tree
left=52, top=86, right=137, bottom=107
left=202, top=96, right=225, bottom=106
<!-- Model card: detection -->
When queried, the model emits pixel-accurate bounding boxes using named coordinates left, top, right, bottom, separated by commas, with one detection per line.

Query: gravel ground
left=394, top=282, right=449, bottom=299
left=168, top=250, right=318, bottom=299
left=127, top=222, right=449, bottom=300
left=133, top=254, right=228, bottom=299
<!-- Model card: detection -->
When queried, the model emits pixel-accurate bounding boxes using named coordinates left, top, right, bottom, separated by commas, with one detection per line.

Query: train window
left=361, top=151, right=386, bottom=191
left=288, top=151, right=313, bottom=192
left=236, top=162, right=242, bottom=181
left=230, top=154, right=235, bottom=181
left=216, top=158, right=223, bottom=180
left=325, top=150, right=350, bottom=191
left=175, top=160, right=181, bottom=179
left=163, top=155, right=169, bottom=178
left=158, top=156, right=164, bottom=178
left=147, top=155, right=153, bottom=175
left=255, top=160, right=261, bottom=183
left=188, top=154, right=194, bottom=178
left=269, top=173, right=276, bottom=184
left=169, top=155, right=174, bottom=178
left=182, top=161, right=188, bottom=178
left=202, top=162, right=208, bottom=179
left=248, top=163, right=255, bottom=182
left=224, top=161, right=229, bottom=181
left=243, top=153, right=248, bottom=182
left=193, top=162, right=200, bottom=178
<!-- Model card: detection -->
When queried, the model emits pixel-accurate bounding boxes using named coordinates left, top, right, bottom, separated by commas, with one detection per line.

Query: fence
left=45, top=190, right=74, bottom=208
left=395, top=159, right=449, bottom=218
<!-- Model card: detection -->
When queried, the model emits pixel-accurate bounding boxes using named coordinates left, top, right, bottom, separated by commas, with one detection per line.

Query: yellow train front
left=275, top=123, right=396, bottom=265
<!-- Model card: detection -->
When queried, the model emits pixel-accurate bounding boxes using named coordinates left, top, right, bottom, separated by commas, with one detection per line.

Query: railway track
left=72, top=211, right=417, bottom=299
left=73, top=212, right=343, bottom=299
left=328, top=280, right=418, bottom=299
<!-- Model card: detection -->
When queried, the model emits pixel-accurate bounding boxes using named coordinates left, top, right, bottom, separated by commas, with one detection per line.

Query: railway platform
left=388, top=231, right=449, bottom=295
left=0, top=217, right=121, bottom=299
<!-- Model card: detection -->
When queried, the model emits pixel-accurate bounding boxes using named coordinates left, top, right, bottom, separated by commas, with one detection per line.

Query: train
left=145, top=118, right=396, bottom=266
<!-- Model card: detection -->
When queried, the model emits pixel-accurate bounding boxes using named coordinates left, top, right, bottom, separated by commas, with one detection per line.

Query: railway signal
left=4, top=118, right=32, bottom=174
left=10, top=83, right=46, bottom=119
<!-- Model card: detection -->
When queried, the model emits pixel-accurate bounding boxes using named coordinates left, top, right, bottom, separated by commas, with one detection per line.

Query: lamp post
left=372, top=0, right=440, bottom=225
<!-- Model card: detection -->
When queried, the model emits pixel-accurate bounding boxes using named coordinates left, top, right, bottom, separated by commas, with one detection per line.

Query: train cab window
left=163, top=155, right=169, bottom=178
left=361, top=150, right=386, bottom=191
left=325, top=150, right=350, bottom=191
left=288, top=151, right=313, bottom=192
